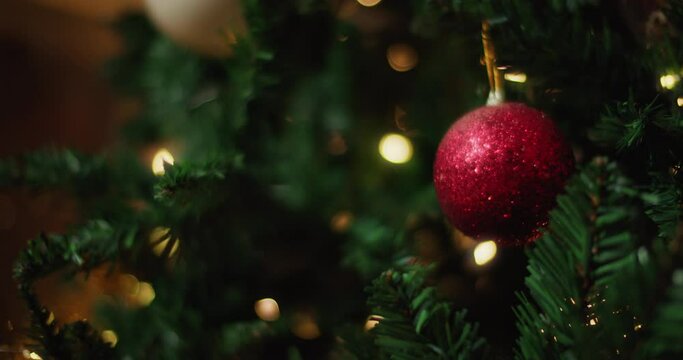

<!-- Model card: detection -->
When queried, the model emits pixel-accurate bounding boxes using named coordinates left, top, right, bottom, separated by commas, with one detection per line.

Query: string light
left=151, top=148, right=175, bottom=176
left=101, top=330, right=118, bottom=347
left=254, top=298, right=280, bottom=322
left=379, top=133, right=413, bottom=164
left=119, top=274, right=141, bottom=296
left=149, top=227, right=179, bottom=257
left=357, top=0, right=382, bottom=6
left=386, top=44, right=418, bottom=72
left=364, top=315, right=383, bottom=331
left=292, top=313, right=321, bottom=340
left=331, top=211, right=354, bottom=232
left=588, top=318, right=598, bottom=326
left=677, top=97, right=683, bottom=107
left=136, top=282, right=156, bottom=307
left=473, top=241, right=497, bottom=266
left=504, top=72, right=527, bottom=83
left=660, top=74, right=680, bottom=90
left=22, top=350, right=42, bottom=359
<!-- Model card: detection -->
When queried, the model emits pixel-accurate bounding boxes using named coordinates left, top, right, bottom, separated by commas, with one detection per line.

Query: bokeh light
left=379, top=133, right=413, bottom=164
left=677, top=97, right=683, bottom=107
left=101, top=330, right=118, bottom=347
left=357, top=0, right=382, bottom=7
left=473, top=241, right=497, bottom=266
left=136, top=282, right=156, bottom=306
left=364, top=315, right=383, bottom=331
left=660, top=74, right=679, bottom=90
left=119, top=273, right=140, bottom=296
left=504, top=72, right=527, bottom=83
left=254, top=298, right=280, bottom=322
left=149, top=227, right=179, bottom=257
left=386, top=44, right=418, bottom=72
left=331, top=211, right=354, bottom=232
left=22, top=350, right=42, bottom=359
left=292, top=313, right=321, bottom=340
left=151, top=148, right=175, bottom=176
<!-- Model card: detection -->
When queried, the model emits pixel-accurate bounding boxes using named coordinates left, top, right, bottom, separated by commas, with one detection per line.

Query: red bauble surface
left=434, top=103, right=574, bottom=246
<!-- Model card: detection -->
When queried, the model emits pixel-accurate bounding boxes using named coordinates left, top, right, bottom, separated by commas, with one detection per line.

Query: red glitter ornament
left=434, top=103, right=574, bottom=246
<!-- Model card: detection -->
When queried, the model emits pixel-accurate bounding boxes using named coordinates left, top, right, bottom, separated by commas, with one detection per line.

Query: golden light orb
left=331, top=211, right=354, bottom=232
left=364, top=315, right=383, bottom=331
left=136, top=282, right=156, bottom=307
left=504, top=72, right=527, bottom=83
left=22, top=350, right=42, bottom=360
left=101, top=330, right=119, bottom=347
left=357, top=0, right=382, bottom=7
left=660, top=74, right=679, bottom=90
left=292, top=313, right=321, bottom=340
left=473, top=241, right=497, bottom=266
left=386, top=43, right=418, bottom=72
left=151, top=148, right=175, bottom=176
left=254, top=298, right=280, bottom=322
left=379, top=133, right=413, bottom=164
left=149, top=227, right=178, bottom=257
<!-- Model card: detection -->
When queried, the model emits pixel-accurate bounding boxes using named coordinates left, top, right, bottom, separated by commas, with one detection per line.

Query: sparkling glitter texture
left=434, top=103, right=574, bottom=246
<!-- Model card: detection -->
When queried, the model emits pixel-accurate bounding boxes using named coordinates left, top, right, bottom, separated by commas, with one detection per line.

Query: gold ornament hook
left=482, top=21, right=505, bottom=105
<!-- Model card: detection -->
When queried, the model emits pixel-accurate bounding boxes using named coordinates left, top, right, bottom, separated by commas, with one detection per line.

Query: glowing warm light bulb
left=473, top=241, right=497, bottom=266
left=357, top=0, right=382, bottom=6
left=292, top=313, right=321, bottom=340
left=151, top=148, right=175, bottom=176
left=364, top=315, right=383, bottom=331
left=504, top=72, right=527, bottom=83
left=149, top=227, right=179, bottom=257
left=119, top=274, right=140, bottom=296
left=660, top=74, right=679, bottom=90
left=136, top=282, right=156, bottom=306
left=379, top=133, right=413, bottom=164
left=254, top=298, right=280, bottom=322
left=22, top=350, right=42, bottom=359
left=677, top=97, right=683, bottom=107
left=386, top=43, right=418, bottom=72
left=331, top=211, right=354, bottom=232
left=101, top=330, right=118, bottom=347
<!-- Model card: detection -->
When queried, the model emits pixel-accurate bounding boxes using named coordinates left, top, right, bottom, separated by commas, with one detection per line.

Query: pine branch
left=364, top=264, right=486, bottom=359
left=13, top=220, right=137, bottom=284
left=638, top=251, right=683, bottom=358
left=590, top=97, right=661, bottom=153
left=0, top=149, right=152, bottom=221
left=515, top=159, right=652, bottom=359
left=13, top=220, right=137, bottom=359
left=18, top=283, right=115, bottom=360
left=153, top=161, right=232, bottom=213
left=0, top=149, right=105, bottom=188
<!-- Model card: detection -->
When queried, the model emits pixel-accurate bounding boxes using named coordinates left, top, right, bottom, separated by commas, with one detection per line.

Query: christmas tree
left=3, top=0, right=683, bottom=358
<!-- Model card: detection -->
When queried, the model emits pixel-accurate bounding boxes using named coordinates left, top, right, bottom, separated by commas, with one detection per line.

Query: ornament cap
left=486, top=88, right=505, bottom=105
